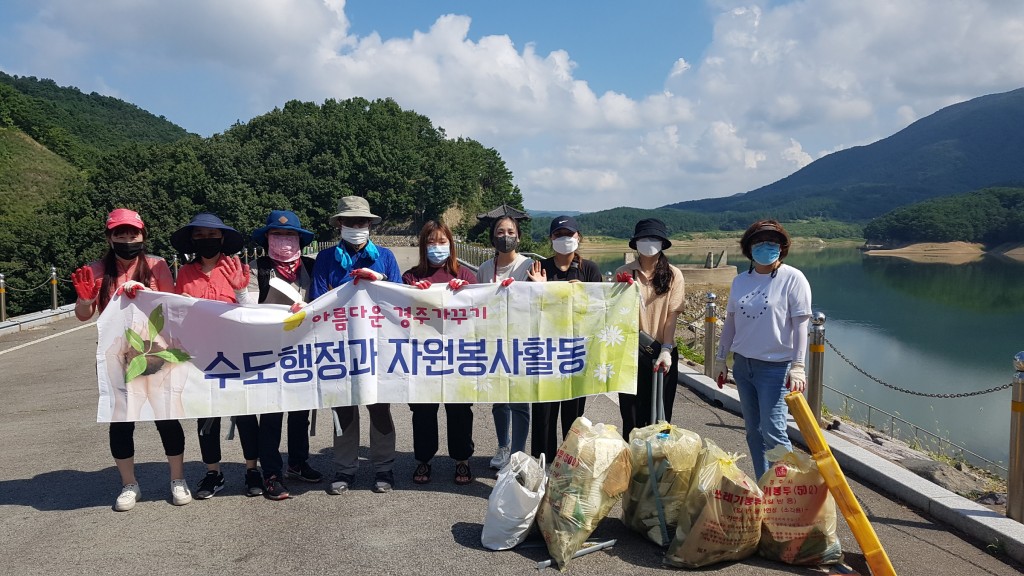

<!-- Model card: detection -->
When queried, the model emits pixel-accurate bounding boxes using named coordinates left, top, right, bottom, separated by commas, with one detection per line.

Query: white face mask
left=551, top=236, right=579, bottom=255
left=341, top=225, right=369, bottom=246
left=635, top=238, right=663, bottom=257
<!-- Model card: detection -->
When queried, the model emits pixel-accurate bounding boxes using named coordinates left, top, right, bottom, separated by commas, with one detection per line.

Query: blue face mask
left=751, top=241, right=781, bottom=266
left=426, top=244, right=450, bottom=265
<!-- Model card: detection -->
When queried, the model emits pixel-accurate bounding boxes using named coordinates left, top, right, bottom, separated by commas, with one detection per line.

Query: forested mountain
left=666, top=87, right=1024, bottom=221
left=0, top=72, right=192, bottom=170
left=862, top=187, right=1024, bottom=246
left=1, top=74, right=524, bottom=315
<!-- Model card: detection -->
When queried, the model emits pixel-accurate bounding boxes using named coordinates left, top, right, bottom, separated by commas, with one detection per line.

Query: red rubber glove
left=448, top=278, right=468, bottom=291
left=219, top=255, right=251, bottom=290
left=615, top=272, right=634, bottom=285
left=414, top=279, right=432, bottom=290
left=350, top=268, right=384, bottom=284
left=71, top=266, right=99, bottom=302
left=500, top=277, right=515, bottom=287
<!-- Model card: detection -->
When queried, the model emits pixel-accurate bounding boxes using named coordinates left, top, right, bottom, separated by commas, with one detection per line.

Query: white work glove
left=714, top=355, right=729, bottom=389
left=787, top=362, right=806, bottom=393
left=654, top=345, right=673, bottom=373
left=116, top=280, right=147, bottom=298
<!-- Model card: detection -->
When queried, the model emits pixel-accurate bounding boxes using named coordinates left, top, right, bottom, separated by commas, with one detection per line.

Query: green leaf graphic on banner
left=148, top=306, right=164, bottom=342
left=125, top=328, right=144, bottom=353
left=125, top=354, right=148, bottom=382
left=153, top=349, right=191, bottom=363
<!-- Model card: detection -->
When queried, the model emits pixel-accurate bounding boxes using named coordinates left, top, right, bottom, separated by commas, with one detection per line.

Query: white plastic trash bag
left=481, top=452, right=547, bottom=550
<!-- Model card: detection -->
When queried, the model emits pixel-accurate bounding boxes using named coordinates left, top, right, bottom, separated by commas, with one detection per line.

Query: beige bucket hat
left=329, top=195, right=382, bottom=227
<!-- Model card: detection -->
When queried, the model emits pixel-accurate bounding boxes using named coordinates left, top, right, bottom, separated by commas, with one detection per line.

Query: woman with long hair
left=614, top=218, right=686, bottom=439
left=402, top=220, right=478, bottom=485
left=71, top=208, right=191, bottom=511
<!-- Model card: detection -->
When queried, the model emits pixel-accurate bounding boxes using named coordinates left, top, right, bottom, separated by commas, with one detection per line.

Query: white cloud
left=4, top=0, right=1024, bottom=211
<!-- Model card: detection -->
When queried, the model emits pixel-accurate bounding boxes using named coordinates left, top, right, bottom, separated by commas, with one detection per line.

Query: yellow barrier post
left=786, top=391, right=897, bottom=576
left=703, top=292, right=717, bottom=378
left=1009, top=352, right=1024, bottom=522
left=0, top=273, right=7, bottom=322
left=49, top=266, right=58, bottom=310
left=807, top=312, right=827, bottom=423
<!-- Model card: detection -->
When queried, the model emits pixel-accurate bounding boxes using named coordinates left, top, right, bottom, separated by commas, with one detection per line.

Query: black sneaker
left=372, top=471, right=394, bottom=493
left=263, top=475, right=290, bottom=500
left=194, top=471, right=225, bottom=500
left=244, top=468, right=264, bottom=497
left=286, top=462, right=323, bottom=483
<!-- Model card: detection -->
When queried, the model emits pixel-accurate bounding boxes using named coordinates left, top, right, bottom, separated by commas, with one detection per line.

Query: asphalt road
left=0, top=306, right=1021, bottom=574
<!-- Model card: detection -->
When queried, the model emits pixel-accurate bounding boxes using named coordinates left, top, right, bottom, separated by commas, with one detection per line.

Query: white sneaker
left=114, top=483, right=141, bottom=512
left=170, top=479, right=192, bottom=506
left=489, top=446, right=511, bottom=470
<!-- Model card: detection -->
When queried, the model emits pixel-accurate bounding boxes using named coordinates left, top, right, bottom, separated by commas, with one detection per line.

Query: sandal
left=454, top=461, right=473, bottom=485
left=413, top=462, right=431, bottom=484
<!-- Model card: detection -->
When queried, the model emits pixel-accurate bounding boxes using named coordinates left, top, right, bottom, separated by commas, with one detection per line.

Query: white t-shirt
left=726, top=264, right=812, bottom=362
left=475, top=254, right=533, bottom=283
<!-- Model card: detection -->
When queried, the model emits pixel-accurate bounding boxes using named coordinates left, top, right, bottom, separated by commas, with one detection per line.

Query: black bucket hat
left=252, top=210, right=314, bottom=248
left=170, top=212, right=245, bottom=255
left=629, top=218, right=672, bottom=250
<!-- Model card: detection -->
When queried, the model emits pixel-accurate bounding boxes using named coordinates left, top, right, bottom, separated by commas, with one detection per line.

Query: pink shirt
left=87, top=255, right=174, bottom=309
left=174, top=258, right=239, bottom=303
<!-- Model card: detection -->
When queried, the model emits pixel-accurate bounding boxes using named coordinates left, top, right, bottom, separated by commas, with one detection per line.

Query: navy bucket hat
left=170, top=212, right=245, bottom=255
left=629, top=218, right=672, bottom=250
left=252, top=210, right=314, bottom=248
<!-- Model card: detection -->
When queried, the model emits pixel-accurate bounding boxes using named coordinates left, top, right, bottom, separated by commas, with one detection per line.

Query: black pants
left=530, top=397, right=587, bottom=461
left=109, top=420, right=185, bottom=460
left=619, top=348, right=679, bottom=441
left=410, top=403, right=474, bottom=462
left=197, top=416, right=259, bottom=465
left=258, top=410, right=312, bottom=478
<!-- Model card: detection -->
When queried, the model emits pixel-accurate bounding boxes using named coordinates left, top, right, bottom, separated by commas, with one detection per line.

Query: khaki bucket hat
left=329, top=195, right=382, bottom=227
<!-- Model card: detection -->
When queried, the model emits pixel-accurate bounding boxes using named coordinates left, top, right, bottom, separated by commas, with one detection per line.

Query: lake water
left=588, top=245, right=1022, bottom=473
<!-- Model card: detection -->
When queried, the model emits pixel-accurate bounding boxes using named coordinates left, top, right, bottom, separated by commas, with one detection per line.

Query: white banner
left=96, top=281, right=640, bottom=422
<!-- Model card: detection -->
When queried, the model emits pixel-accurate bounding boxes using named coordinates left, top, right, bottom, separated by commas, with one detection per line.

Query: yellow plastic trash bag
left=757, top=446, right=843, bottom=565
left=536, top=416, right=632, bottom=571
left=621, top=422, right=702, bottom=546
left=665, top=438, right=764, bottom=568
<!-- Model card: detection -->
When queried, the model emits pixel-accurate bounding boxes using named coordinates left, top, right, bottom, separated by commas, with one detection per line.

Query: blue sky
left=2, top=1, right=1024, bottom=211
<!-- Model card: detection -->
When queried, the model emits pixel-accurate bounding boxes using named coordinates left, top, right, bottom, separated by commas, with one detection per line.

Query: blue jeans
left=492, top=403, right=530, bottom=454
left=733, top=353, right=793, bottom=481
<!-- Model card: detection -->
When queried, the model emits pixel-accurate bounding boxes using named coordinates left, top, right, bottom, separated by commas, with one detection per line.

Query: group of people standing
left=73, top=192, right=811, bottom=512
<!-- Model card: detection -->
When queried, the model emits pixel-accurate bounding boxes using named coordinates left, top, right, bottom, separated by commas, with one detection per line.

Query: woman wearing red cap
left=71, top=208, right=191, bottom=511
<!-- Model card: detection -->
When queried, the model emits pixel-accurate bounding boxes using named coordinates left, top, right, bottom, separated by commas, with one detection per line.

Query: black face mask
left=193, top=237, right=223, bottom=259
left=493, top=235, right=519, bottom=254
left=112, top=241, right=144, bottom=260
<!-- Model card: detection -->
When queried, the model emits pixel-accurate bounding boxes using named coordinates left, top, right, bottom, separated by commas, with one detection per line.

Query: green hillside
left=863, top=187, right=1024, bottom=246
left=666, top=87, right=1024, bottom=222
left=0, top=72, right=192, bottom=170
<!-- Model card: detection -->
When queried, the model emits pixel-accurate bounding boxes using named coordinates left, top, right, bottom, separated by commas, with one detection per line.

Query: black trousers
left=619, top=348, right=679, bottom=441
left=530, top=397, right=587, bottom=461
left=109, top=420, right=185, bottom=460
left=197, top=415, right=260, bottom=465
left=410, top=403, right=474, bottom=462
left=257, top=410, right=313, bottom=478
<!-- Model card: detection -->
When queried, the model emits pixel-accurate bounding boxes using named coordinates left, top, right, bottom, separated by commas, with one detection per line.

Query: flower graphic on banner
left=123, top=305, right=191, bottom=383
left=596, top=325, right=625, bottom=346
left=592, top=363, right=615, bottom=383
